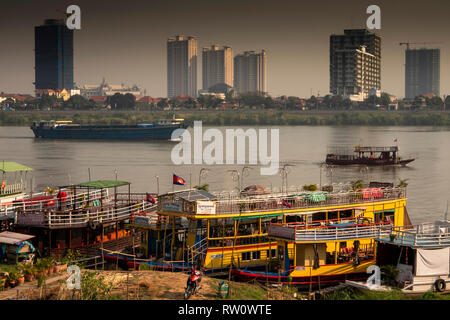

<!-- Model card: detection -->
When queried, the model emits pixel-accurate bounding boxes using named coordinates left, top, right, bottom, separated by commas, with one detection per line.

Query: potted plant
left=23, top=265, right=36, bottom=282
left=35, top=258, right=46, bottom=278
left=0, top=277, right=5, bottom=291
left=16, top=271, right=25, bottom=285
left=7, top=271, right=17, bottom=288
left=44, top=258, right=54, bottom=275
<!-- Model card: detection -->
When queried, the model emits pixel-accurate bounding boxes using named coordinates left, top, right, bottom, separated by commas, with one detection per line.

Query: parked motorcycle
left=184, top=269, right=202, bottom=300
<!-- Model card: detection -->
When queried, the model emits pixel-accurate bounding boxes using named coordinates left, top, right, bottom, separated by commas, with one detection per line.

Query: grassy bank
left=2, top=110, right=450, bottom=126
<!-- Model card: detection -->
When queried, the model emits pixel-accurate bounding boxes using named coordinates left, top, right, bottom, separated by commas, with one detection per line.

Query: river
left=2, top=125, right=450, bottom=224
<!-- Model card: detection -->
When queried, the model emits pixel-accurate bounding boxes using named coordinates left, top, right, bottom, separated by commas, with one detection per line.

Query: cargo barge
left=31, top=119, right=187, bottom=140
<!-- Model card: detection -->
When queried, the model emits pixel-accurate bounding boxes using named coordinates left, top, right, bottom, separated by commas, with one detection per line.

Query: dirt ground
left=1, top=269, right=296, bottom=300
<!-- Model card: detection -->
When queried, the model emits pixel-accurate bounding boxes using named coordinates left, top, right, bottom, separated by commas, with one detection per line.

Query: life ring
left=88, top=220, right=99, bottom=231
left=434, top=279, right=446, bottom=292
left=1, top=181, right=5, bottom=189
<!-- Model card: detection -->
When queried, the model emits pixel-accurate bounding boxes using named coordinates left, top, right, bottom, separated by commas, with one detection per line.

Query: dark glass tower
left=34, top=19, right=74, bottom=90
left=405, top=48, right=440, bottom=99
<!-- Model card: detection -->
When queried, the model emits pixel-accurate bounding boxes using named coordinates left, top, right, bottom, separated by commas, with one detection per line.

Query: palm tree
left=350, top=179, right=364, bottom=192
left=396, top=178, right=409, bottom=188
left=194, top=184, right=209, bottom=192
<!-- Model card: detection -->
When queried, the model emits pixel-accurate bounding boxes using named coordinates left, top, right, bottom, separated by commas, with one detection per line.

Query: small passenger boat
left=326, top=146, right=415, bottom=166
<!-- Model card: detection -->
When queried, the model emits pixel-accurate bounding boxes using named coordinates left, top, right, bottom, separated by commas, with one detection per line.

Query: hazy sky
left=0, top=0, right=449, bottom=98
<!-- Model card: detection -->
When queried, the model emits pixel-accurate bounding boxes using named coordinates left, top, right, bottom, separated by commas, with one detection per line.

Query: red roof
left=0, top=94, right=34, bottom=101
left=90, top=96, right=108, bottom=102
left=422, top=93, right=436, bottom=99
left=137, top=96, right=164, bottom=104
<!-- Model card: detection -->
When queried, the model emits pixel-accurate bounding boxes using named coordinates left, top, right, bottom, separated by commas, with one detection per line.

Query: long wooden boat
left=326, top=146, right=415, bottom=166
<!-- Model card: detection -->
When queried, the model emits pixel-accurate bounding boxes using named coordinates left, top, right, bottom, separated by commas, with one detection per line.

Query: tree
left=39, top=93, right=57, bottom=109
left=426, top=96, right=443, bottom=108
left=107, top=93, right=136, bottom=109
left=157, top=98, right=168, bottom=109
left=380, top=93, right=391, bottom=107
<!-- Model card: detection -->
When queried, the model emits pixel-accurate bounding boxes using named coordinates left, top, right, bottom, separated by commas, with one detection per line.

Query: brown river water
left=2, top=125, right=450, bottom=224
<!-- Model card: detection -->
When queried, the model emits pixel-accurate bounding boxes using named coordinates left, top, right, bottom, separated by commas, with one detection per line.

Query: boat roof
left=161, top=189, right=217, bottom=201
left=355, top=146, right=398, bottom=152
left=73, top=180, right=130, bottom=189
left=0, top=161, right=33, bottom=173
left=0, top=231, right=35, bottom=245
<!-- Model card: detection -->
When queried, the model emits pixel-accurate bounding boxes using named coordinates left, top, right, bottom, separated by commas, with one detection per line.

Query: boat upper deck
left=377, top=220, right=450, bottom=248
left=2, top=180, right=158, bottom=229
left=157, top=186, right=407, bottom=218
left=267, top=218, right=394, bottom=242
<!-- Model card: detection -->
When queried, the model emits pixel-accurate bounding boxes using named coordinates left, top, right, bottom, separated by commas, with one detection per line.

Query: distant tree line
left=3, top=91, right=450, bottom=112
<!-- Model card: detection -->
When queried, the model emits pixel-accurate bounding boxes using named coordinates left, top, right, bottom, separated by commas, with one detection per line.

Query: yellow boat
left=123, top=183, right=410, bottom=280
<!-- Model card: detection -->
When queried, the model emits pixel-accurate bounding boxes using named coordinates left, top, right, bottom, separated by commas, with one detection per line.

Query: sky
left=0, top=0, right=449, bottom=98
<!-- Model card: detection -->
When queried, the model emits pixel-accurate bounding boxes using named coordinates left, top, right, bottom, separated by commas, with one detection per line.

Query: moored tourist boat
left=346, top=219, right=450, bottom=293
left=108, top=182, right=410, bottom=278
left=12, top=180, right=157, bottom=258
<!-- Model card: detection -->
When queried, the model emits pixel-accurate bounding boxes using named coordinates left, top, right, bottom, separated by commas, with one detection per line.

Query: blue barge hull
left=31, top=122, right=188, bottom=140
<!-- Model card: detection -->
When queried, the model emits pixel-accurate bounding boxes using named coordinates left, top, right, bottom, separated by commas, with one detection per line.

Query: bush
left=80, top=271, right=114, bottom=300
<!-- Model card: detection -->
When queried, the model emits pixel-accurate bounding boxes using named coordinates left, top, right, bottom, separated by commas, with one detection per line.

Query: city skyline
left=0, top=0, right=449, bottom=98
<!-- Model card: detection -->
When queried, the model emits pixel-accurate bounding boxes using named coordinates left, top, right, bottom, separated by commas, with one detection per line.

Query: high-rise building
left=234, top=50, right=267, bottom=94
left=167, top=35, right=198, bottom=98
left=405, top=48, right=440, bottom=99
left=202, top=45, right=233, bottom=91
left=34, top=19, right=74, bottom=91
left=330, top=29, right=381, bottom=100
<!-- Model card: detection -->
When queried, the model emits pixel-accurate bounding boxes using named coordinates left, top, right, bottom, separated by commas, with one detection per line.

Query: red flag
left=173, top=174, right=186, bottom=185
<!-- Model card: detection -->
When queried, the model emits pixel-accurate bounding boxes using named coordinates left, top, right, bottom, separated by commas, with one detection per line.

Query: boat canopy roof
left=355, top=146, right=398, bottom=152
left=0, top=161, right=34, bottom=173
left=73, top=180, right=130, bottom=189
left=0, top=231, right=35, bottom=245
left=161, top=189, right=217, bottom=202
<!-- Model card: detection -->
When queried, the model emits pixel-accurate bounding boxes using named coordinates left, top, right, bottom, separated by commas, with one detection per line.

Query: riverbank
left=2, top=110, right=450, bottom=126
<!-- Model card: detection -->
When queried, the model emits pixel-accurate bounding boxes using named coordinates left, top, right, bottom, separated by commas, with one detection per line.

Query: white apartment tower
left=202, top=45, right=233, bottom=91
left=234, top=50, right=267, bottom=95
left=167, top=35, right=198, bottom=98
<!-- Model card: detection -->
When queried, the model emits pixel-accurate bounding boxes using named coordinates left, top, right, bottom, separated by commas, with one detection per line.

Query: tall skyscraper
left=34, top=19, right=74, bottom=91
left=167, top=35, right=198, bottom=98
left=405, top=48, right=440, bottom=99
left=202, top=45, right=233, bottom=91
left=234, top=50, right=267, bottom=95
left=330, top=29, right=381, bottom=100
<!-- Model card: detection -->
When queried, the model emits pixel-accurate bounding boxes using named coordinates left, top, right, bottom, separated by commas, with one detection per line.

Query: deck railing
left=163, top=187, right=406, bottom=216
left=16, top=201, right=157, bottom=228
left=0, top=183, right=25, bottom=195
left=0, top=188, right=105, bottom=215
left=387, top=221, right=450, bottom=247
left=267, top=221, right=394, bottom=242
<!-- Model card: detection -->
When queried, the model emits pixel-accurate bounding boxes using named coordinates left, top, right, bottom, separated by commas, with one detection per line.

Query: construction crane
left=399, top=42, right=442, bottom=50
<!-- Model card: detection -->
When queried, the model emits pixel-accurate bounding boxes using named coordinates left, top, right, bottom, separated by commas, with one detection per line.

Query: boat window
left=241, top=252, right=251, bottom=261
left=266, top=249, right=276, bottom=259
left=383, top=211, right=394, bottom=222
left=328, top=211, right=338, bottom=221
left=285, top=215, right=305, bottom=223
left=237, top=221, right=258, bottom=236
left=312, top=212, right=326, bottom=222
left=340, top=210, right=353, bottom=219
left=251, top=251, right=261, bottom=260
